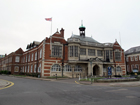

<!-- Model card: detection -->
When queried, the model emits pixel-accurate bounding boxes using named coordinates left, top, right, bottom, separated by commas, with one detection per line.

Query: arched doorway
left=93, top=65, right=99, bottom=76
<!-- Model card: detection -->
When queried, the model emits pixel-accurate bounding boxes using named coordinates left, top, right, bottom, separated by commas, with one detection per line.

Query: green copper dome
left=79, top=24, right=86, bottom=28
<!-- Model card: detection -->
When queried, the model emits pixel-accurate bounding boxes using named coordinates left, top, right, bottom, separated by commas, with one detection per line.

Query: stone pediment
left=89, top=57, right=103, bottom=62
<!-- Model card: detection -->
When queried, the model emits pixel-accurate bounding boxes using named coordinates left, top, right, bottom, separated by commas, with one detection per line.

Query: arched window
left=74, top=65, right=82, bottom=72
left=51, top=64, right=61, bottom=71
left=116, top=66, right=121, bottom=72
left=64, top=65, right=72, bottom=72
left=14, top=66, right=19, bottom=72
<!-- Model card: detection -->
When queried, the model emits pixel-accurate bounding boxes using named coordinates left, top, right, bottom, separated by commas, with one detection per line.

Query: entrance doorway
left=93, top=65, right=99, bottom=75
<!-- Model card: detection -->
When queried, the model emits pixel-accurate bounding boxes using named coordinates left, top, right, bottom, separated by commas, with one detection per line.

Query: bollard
left=79, top=74, right=80, bottom=81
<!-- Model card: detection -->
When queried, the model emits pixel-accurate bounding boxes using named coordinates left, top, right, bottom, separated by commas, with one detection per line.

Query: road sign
left=108, top=67, right=112, bottom=76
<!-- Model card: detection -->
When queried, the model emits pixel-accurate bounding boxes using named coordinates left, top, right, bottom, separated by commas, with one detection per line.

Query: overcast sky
left=0, top=0, right=140, bottom=54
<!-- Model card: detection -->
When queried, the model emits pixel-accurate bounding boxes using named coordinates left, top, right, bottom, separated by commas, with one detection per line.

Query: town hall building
left=0, top=24, right=126, bottom=77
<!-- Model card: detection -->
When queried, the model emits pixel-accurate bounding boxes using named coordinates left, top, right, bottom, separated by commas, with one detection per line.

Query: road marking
left=75, top=81, right=81, bottom=85
left=0, top=79, right=14, bottom=90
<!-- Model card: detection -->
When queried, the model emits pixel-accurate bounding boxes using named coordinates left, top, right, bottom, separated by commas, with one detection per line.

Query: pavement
left=0, top=74, right=140, bottom=87
left=0, top=79, right=11, bottom=89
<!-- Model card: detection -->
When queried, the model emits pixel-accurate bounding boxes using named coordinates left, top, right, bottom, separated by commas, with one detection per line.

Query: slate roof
left=71, top=35, right=99, bottom=43
left=125, top=46, right=140, bottom=55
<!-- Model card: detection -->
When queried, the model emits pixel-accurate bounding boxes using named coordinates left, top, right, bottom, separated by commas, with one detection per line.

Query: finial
left=57, top=28, right=58, bottom=32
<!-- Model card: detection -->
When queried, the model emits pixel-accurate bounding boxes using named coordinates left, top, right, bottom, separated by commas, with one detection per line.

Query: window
left=9, top=57, right=12, bottom=62
left=34, top=64, right=36, bottom=73
left=51, top=64, right=61, bottom=71
left=115, top=52, right=121, bottom=61
left=23, top=66, right=24, bottom=72
left=80, top=48, right=86, bottom=55
left=31, top=65, right=33, bottom=73
left=126, top=57, right=129, bottom=62
left=135, top=64, right=139, bottom=70
left=135, top=56, right=138, bottom=61
left=88, top=49, right=95, bottom=56
left=52, top=45, right=62, bottom=57
left=28, top=55, right=30, bottom=62
left=106, top=50, right=109, bottom=60
left=110, top=50, right=113, bottom=59
left=28, top=65, right=29, bottom=72
left=139, top=55, right=140, bottom=61
left=64, top=65, right=72, bottom=72
left=38, top=64, right=41, bottom=73
left=116, top=66, right=121, bottom=72
left=31, top=53, right=33, bottom=61
left=35, top=52, right=37, bottom=60
left=26, top=55, right=27, bottom=62
left=103, top=68, right=106, bottom=72
left=40, top=49, right=42, bottom=58
left=97, top=50, right=103, bottom=56
left=127, top=65, right=129, bottom=72
left=15, top=56, right=20, bottom=62
left=14, top=66, right=19, bottom=72
left=74, top=65, right=82, bottom=72
left=25, top=66, right=27, bottom=72
left=131, top=56, right=134, bottom=61
left=131, top=64, right=134, bottom=71
left=70, top=46, right=78, bottom=57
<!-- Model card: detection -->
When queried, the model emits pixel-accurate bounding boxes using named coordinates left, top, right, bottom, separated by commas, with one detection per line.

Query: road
left=0, top=75, right=140, bottom=105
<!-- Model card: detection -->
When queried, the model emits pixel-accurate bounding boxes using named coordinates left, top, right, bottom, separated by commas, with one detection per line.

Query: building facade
left=125, top=46, right=140, bottom=73
left=0, top=25, right=126, bottom=77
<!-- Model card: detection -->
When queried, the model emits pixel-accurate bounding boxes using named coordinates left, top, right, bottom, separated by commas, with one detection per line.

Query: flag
left=45, top=18, right=52, bottom=21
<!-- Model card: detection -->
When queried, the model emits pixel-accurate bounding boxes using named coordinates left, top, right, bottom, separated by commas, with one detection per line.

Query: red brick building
left=125, top=46, right=140, bottom=73
left=0, top=25, right=126, bottom=77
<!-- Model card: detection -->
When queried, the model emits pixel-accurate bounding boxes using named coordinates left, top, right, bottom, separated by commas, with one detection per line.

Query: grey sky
left=0, top=0, right=140, bottom=54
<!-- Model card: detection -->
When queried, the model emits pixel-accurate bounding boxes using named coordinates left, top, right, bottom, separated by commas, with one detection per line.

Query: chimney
left=60, top=28, right=64, bottom=38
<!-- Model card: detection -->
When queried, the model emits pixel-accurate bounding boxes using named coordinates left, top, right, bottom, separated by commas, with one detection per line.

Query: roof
left=125, top=46, right=140, bottom=55
left=71, top=35, right=99, bottom=43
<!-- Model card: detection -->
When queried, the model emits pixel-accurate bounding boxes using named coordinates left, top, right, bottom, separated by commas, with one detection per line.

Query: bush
left=25, top=73, right=40, bottom=77
left=114, top=75, right=122, bottom=77
left=0, top=70, right=11, bottom=74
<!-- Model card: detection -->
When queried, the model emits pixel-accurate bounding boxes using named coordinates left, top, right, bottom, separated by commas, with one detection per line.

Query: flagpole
left=51, top=17, right=52, bottom=35
left=50, top=17, right=52, bottom=50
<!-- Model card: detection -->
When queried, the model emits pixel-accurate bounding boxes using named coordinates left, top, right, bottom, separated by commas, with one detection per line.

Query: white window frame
left=131, top=56, right=134, bottom=61
left=38, top=64, right=41, bottom=73
left=14, top=66, right=19, bottom=72
left=23, top=66, right=24, bottom=72
left=116, top=66, right=121, bottom=72
left=28, top=65, right=29, bottom=73
left=34, top=64, right=36, bottom=73
left=51, top=64, right=61, bottom=72
left=15, top=56, right=20, bottom=62
left=31, top=65, right=33, bottom=73
left=126, top=57, right=129, bottom=62
left=135, top=56, right=138, bottom=61
left=28, top=55, right=30, bottom=62
left=74, top=65, right=82, bottom=72
left=26, top=55, right=27, bottom=62
left=31, top=53, right=33, bottom=61
left=127, top=65, right=129, bottom=72
left=40, top=49, right=42, bottom=58
left=64, top=65, right=72, bottom=72
left=35, top=52, right=37, bottom=60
